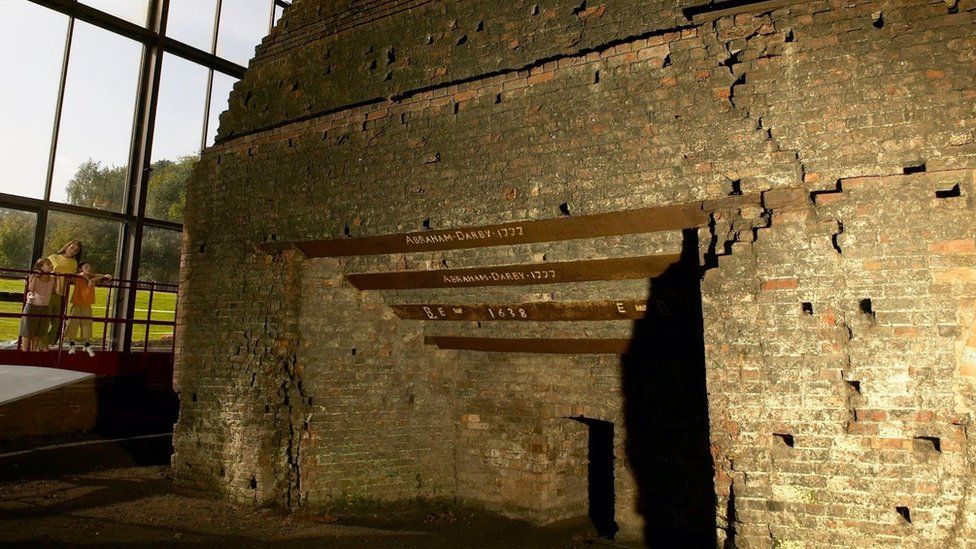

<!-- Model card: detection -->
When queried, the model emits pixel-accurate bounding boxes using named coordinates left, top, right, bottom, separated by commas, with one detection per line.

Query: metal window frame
left=3, top=0, right=279, bottom=349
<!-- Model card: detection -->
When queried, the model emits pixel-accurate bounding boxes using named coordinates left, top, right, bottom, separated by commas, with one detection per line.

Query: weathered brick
left=174, top=0, right=976, bottom=546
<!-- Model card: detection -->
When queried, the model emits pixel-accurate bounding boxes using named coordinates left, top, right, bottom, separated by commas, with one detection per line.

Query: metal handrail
left=0, top=268, right=178, bottom=357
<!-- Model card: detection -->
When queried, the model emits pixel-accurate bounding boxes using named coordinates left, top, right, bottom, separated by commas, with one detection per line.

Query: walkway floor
left=0, top=435, right=615, bottom=548
left=0, top=365, right=92, bottom=406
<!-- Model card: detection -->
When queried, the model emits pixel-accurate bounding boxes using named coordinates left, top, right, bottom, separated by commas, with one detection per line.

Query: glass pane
left=139, top=226, right=181, bottom=285
left=44, top=211, right=122, bottom=279
left=216, top=0, right=272, bottom=66
left=0, top=208, right=37, bottom=271
left=206, top=72, right=238, bottom=146
left=79, top=0, right=150, bottom=26
left=148, top=55, right=208, bottom=222
left=0, top=3, right=68, bottom=199
left=0, top=208, right=37, bottom=346
left=44, top=213, right=122, bottom=351
left=135, top=226, right=180, bottom=350
left=52, top=22, right=142, bottom=212
left=273, top=3, right=286, bottom=26
left=166, top=0, right=219, bottom=52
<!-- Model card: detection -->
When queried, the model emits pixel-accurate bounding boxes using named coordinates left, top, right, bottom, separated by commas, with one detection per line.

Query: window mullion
left=117, top=0, right=169, bottom=351
left=43, top=16, right=74, bottom=204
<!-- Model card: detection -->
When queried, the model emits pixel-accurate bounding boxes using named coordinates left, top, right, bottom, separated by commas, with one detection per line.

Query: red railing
left=0, top=268, right=178, bottom=359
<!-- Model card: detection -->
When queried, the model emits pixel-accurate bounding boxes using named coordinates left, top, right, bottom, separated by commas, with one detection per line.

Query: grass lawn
left=0, top=276, right=177, bottom=348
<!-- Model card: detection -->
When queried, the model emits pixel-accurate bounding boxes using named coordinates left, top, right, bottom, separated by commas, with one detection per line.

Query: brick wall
left=174, top=0, right=976, bottom=544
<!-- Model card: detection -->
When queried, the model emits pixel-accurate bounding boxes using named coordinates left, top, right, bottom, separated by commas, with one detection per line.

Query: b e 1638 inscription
left=424, top=336, right=632, bottom=355
left=392, top=300, right=650, bottom=321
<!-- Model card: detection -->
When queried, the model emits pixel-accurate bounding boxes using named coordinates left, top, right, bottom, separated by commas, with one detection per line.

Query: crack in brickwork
left=704, top=169, right=976, bottom=545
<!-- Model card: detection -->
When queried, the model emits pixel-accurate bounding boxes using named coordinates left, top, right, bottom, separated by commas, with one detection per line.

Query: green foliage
left=66, top=160, right=127, bottom=211
left=44, top=211, right=121, bottom=277
left=1, top=156, right=193, bottom=285
left=0, top=209, right=35, bottom=270
left=146, top=158, right=193, bottom=222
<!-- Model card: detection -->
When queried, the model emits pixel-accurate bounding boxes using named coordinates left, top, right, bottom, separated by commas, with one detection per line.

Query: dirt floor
left=0, top=435, right=616, bottom=548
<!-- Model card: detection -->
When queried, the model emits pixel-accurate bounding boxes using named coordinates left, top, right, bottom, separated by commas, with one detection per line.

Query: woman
left=43, top=240, right=82, bottom=347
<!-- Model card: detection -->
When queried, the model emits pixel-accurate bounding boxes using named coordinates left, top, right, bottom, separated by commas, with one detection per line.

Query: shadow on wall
left=622, top=228, right=717, bottom=546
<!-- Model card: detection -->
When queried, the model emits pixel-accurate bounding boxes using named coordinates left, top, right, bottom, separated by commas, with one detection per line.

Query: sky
left=0, top=0, right=278, bottom=206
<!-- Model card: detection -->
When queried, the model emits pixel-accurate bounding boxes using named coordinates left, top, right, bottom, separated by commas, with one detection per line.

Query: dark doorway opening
left=569, top=416, right=617, bottom=539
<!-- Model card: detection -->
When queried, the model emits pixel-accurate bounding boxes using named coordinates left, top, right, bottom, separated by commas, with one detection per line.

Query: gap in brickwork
left=801, top=302, right=813, bottom=315
left=772, top=433, right=795, bottom=447
left=727, top=179, right=743, bottom=196
left=903, top=162, right=926, bottom=174
left=936, top=184, right=961, bottom=198
left=810, top=181, right=844, bottom=203
left=872, top=11, right=885, bottom=29
left=896, top=506, right=912, bottom=524
left=831, top=221, right=844, bottom=254
left=912, top=436, right=941, bottom=454
left=858, top=298, right=875, bottom=318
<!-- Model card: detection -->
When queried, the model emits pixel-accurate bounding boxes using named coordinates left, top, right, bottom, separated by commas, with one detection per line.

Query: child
left=66, top=262, right=111, bottom=357
left=19, top=258, right=55, bottom=352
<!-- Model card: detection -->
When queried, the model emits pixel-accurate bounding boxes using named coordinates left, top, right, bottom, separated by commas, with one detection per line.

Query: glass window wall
left=216, top=0, right=272, bottom=66
left=0, top=0, right=288, bottom=348
left=0, top=2, right=69, bottom=199
left=51, top=21, right=142, bottom=212
left=148, top=54, right=209, bottom=222
left=206, top=72, right=239, bottom=146
left=79, top=0, right=151, bottom=26
left=166, top=0, right=219, bottom=52
left=0, top=208, right=38, bottom=271
left=44, top=211, right=123, bottom=278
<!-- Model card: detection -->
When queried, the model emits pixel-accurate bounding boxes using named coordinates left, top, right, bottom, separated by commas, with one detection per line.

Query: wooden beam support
left=346, top=254, right=680, bottom=290
left=683, top=0, right=800, bottom=23
left=424, top=336, right=632, bottom=355
left=261, top=202, right=708, bottom=257
left=392, top=300, right=651, bottom=321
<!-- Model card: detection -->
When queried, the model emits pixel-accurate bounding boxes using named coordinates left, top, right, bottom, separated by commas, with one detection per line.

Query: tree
left=0, top=156, right=194, bottom=280
left=66, top=160, right=127, bottom=211
left=0, top=209, right=35, bottom=270
left=145, top=157, right=194, bottom=222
